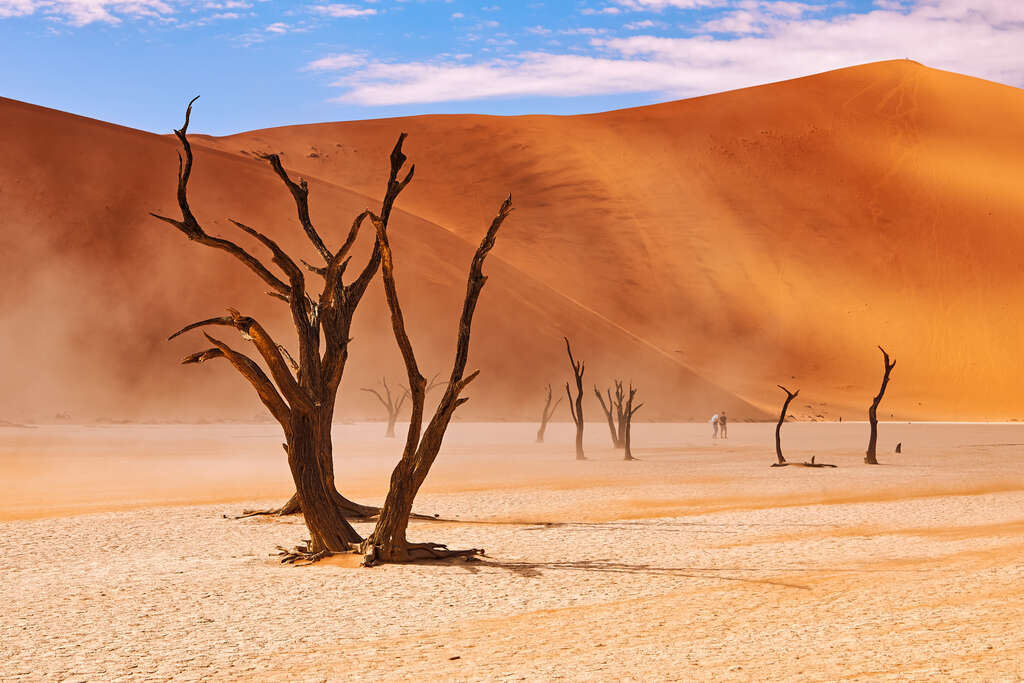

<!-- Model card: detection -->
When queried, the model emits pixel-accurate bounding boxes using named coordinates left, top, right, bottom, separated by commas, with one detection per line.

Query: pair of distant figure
left=711, top=412, right=728, bottom=439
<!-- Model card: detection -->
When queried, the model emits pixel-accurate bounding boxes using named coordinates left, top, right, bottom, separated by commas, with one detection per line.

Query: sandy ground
left=2, top=421, right=1024, bottom=681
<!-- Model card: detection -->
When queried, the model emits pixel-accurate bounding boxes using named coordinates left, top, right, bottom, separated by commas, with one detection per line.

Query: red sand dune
left=3, top=59, right=1024, bottom=421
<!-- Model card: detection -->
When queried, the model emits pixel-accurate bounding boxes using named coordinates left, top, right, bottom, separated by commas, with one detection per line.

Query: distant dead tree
left=356, top=195, right=513, bottom=564
left=154, top=98, right=510, bottom=563
left=772, top=385, right=799, bottom=466
left=536, top=384, right=562, bottom=443
left=361, top=377, right=407, bottom=438
left=595, top=380, right=626, bottom=448
left=622, top=383, right=643, bottom=461
left=865, top=346, right=896, bottom=465
left=564, top=337, right=585, bottom=460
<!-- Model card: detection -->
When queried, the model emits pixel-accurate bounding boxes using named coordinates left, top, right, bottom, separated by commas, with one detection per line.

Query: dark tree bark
left=865, top=346, right=896, bottom=465
left=594, top=380, right=626, bottom=448
left=536, top=384, right=562, bottom=443
left=622, top=384, right=643, bottom=461
left=153, top=98, right=413, bottom=555
left=362, top=377, right=408, bottom=438
left=357, top=195, right=514, bottom=565
left=773, top=385, right=799, bottom=465
left=564, top=338, right=586, bottom=460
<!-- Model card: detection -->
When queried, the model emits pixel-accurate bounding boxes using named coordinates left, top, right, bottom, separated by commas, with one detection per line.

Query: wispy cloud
left=308, top=0, right=1024, bottom=106
left=311, top=3, right=376, bottom=18
left=0, top=0, right=176, bottom=25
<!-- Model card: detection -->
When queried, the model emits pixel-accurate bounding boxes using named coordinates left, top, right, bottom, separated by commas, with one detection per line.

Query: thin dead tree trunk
left=614, top=381, right=627, bottom=448
left=564, top=338, right=586, bottom=460
left=865, top=346, right=896, bottom=465
left=153, top=97, right=413, bottom=556
left=357, top=195, right=514, bottom=565
left=773, top=385, right=799, bottom=466
left=594, top=380, right=626, bottom=448
left=622, top=383, right=643, bottom=461
left=536, top=384, right=562, bottom=443
left=362, top=377, right=408, bottom=438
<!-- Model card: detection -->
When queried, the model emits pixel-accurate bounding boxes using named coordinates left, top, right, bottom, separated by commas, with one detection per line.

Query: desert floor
left=2, top=421, right=1023, bottom=681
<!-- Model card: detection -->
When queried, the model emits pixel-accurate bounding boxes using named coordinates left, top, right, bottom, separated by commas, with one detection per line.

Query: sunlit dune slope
left=204, top=60, right=1024, bottom=420
left=0, top=95, right=760, bottom=422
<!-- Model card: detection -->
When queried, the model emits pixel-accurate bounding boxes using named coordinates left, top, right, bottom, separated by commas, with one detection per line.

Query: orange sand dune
left=4, top=59, right=1024, bottom=421
left=206, top=59, right=1024, bottom=420
left=0, top=94, right=757, bottom=422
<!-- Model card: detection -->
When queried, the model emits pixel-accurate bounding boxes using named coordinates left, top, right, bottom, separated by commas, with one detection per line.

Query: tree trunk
left=775, top=385, right=799, bottom=465
left=386, top=414, right=398, bottom=438
left=595, top=386, right=620, bottom=447
left=865, top=346, right=896, bottom=465
left=565, top=338, right=585, bottom=460
left=287, top=411, right=362, bottom=553
left=536, top=384, right=560, bottom=443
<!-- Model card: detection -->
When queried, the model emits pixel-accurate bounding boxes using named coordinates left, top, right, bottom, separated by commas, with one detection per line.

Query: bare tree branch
left=260, top=153, right=332, bottom=263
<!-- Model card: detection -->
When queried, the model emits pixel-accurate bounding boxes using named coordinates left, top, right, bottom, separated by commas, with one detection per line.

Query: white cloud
left=311, top=0, right=1024, bottom=106
left=0, top=0, right=175, bottom=25
left=311, top=3, right=376, bottom=17
left=306, top=52, right=366, bottom=70
left=612, top=0, right=727, bottom=9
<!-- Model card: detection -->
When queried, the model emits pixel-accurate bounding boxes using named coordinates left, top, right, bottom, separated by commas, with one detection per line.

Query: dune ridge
left=3, top=59, right=1024, bottom=420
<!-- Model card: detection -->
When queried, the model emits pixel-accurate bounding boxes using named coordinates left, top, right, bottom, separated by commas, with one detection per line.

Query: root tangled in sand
left=274, top=539, right=483, bottom=567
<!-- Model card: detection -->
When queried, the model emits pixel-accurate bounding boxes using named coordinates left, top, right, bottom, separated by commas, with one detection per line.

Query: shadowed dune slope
left=0, top=94, right=760, bottom=422
left=205, top=60, right=1024, bottom=420
left=4, top=59, right=1024, bottom=422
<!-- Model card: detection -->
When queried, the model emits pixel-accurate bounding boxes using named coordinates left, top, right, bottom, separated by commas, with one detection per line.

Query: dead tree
left=361, top=377, right=407, bottom=438
left=865, top=346, right=896, bottom=465
left=772, top=385, right=799, bottom=466
left=595, top=380, right=626, bottom=448
left=622, top=383, right=643, bottom=461
left=358, top=196, right=514, bottom=564
left=564, top=337, right=586, bottom=460
left=536, top=384, right=562, bottom=443
left=153, top=98, right=409, bottom=553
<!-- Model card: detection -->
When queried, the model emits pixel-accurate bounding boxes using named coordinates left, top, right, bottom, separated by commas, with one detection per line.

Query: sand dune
left=4, top=59, right=1024, bottom=421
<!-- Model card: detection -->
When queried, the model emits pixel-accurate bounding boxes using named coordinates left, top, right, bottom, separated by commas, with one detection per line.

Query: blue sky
left=1, top=0, right=1021, bottom=134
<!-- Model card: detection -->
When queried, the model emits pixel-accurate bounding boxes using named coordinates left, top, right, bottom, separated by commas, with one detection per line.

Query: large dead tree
left=154, top=98, right=408, bottom=554
left=622, top=383, right=643, bottom=461
left=564, top=337, right=586, bottom=460
left=357, top=196, right=514, bottom=564
left=773, top=385, right=799, bottom=466
left=595, top=380, right=626, bottom=448
left=865, top=346, right=896, bottom=465
left=361, top=377, right=407, bottom=438
left=536, top=384, right=562, bottom=443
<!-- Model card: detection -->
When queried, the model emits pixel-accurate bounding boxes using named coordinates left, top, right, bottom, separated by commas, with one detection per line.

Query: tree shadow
left=461, top=557, right=813, bottom=589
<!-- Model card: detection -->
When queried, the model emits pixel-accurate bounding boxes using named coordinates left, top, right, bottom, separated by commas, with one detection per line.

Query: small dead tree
left=361, top=377, right=407, bottom=438
left=622, top=383, right=643, bottom=461
left=357, top=196, right=514, bottom=564
left=773, top=385, right=799, bottom=466
left=154, top=98, right=408, bottom=553
left=564, top=337, right=586, bottom=460
left=865, top=346, right=896, bottom=465
left=595, top=380, right=626, bottom=448
left=536, top=384, right=562, bottom=443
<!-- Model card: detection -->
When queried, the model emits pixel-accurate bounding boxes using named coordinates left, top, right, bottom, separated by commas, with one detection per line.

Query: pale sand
left=2, top=421, right=1024, bottom=681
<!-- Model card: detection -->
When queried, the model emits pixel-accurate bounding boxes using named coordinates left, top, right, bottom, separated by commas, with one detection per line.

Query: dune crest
left=3, top=60, right=1024, bottom=420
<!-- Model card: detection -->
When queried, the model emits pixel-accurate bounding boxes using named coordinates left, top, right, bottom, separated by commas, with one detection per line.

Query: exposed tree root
left=360, top=541, right=484, bottom=567
left=273, top=539, right=483, bottom=567
left=233, top=492, right=440, bottom=521
left=770, top=459, right=837, bottom=468
left=274, top=540, right=331, bottom=566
